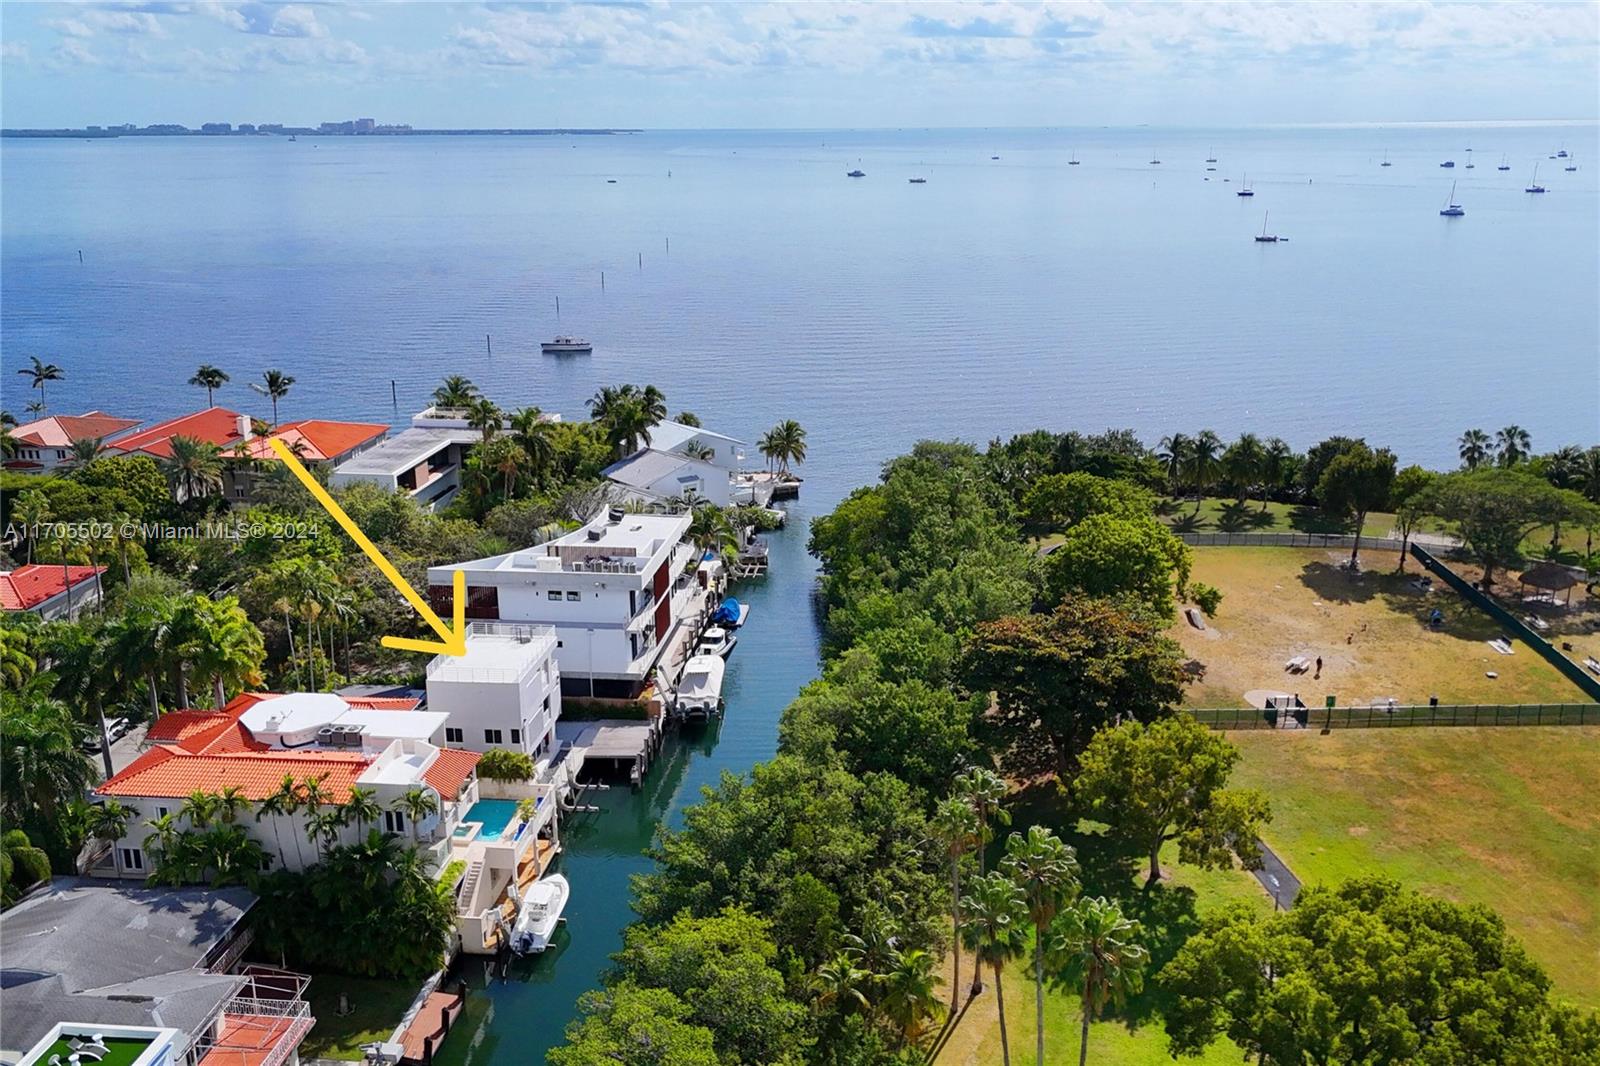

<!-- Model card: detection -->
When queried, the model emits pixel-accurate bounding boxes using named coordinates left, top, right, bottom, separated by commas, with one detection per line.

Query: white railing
left=207, top=928, right=255, bottom=975
left=217, top=998, right=313, bottom=1066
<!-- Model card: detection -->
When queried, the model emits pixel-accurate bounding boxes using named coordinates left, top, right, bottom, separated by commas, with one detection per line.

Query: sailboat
left=1254, top=211, right=1281, bottom=242
left=1439, top=181, right=1465, bottom=217
left=1525, top=163, right=1546, bottom=194
left=1236, top=173, right=1254, bottom=197
left=1564, top=155, right=1578, bottom=172
left=1068, top=151, right=1080, bottom=166
left=1464, top=149, right=1474, bottom=170
left=1380, top=150, right=1391, bottom=167
left=1205, top=148, right=1217, bottom=163
left=1149, top=150, right=1161, bottom=164
left=1497, top=154, right=1511, bottom=171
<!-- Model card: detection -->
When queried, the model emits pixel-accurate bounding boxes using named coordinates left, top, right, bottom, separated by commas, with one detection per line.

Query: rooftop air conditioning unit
left=317, top=727, right=338, bottom=745
left=586, top=528, right=603, bottom=542
left=607, top=506, right=625, bottom=524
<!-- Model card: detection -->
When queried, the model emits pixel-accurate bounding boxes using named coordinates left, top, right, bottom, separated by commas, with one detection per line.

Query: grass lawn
left=302, top=972, right=421, bottom=1060
left=1156, top=496, right=1398, bottom=539
left=933, top=788, right=1272, bottom=1065
left=1229, top=727, right=1600, bottom=1009
left=1170, top=547, right=1592, bottom=707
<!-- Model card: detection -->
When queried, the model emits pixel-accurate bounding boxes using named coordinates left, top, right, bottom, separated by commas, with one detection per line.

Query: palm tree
left=17, top=356, right=64, bottom=412
left=255, top=776, right=301, bottom=869
left=509, top=407, right=554, bottom=487
left=604, top=397, right=655, bottom=458
left=180, top=789, right=220, bottom=830
left=340, top=786, right=382, bottom=834
left=433, top=375, right=478, bottom=409
left=189, top=365, right=230, bottom=407
left=62, top=436, right=108, bottom=472
left=961, top=872, right=1028, bottom=1066
left=687, top=505, right=736, bottom=559
left=0, top=690, right=95, bottom=830
left=481, top=436, right=525, bottom=498
left=956, top=767, right=1011, bottom=879
left=811, top=952, right=871, bottom=1015
left=1189, top=430, right=1223, bottom=507
left=1458, top=428, right=1491, bottom=470
left=586, top=384, right=626, bottom=423
left=184, top=596, right=265, bottom=709
left=87, top=801, right=133, bottom=872
left=466, top=397, right=502, bottom=443
left=931, top=795, right=979, bottom=1012
left=879, top=948, right=941, bottom=1048
left=397, top=787, right=439, bottom=843
left=1156, top=433, right=1191, bottom=496
left=637, top=384, right=668, bottom=427
left=1221, top=433, right=1265, bottom=504
left=1260, top=437, right=1292, bottom=511
left=1496, top=425, right=1532, bottom=467
left=260, top=369, right=295, bottom=427
left=757, top=427, right=779, bottom=473
left=305, top=808, right=348, bottom=855
left=764, top=419, right=808, bottom=475
left=161, top=435, right=225, bottom=501
left=141, top=813, right=182, bottom=873
left=1002, top=826, right=1082, bottom=1066
left=1050, top=897, right=1148, bottom=1066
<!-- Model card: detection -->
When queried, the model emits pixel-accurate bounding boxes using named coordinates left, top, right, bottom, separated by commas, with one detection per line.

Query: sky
left=1, top=2, right=1597, bottom=130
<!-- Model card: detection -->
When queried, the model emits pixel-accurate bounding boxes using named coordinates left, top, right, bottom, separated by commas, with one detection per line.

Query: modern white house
left=601, top=448, right=736, bottom=506
left=423, top=621, right=564, bottom=761
left=93, top=692, right=483, bottom=876
left=429, top=508, right=700, bottom=700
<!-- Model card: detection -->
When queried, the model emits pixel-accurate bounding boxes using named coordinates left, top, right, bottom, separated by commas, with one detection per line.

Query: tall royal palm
left=16, top=356, right=64, bottom=413
left=961, top=872, right=1028, bottom=1066
left=260, top=369, right=295, bottom=427
left=1156, top=433, right=1192, bottom=496
left=1496, top=424, right=1531, bottom=467
left=1261, top=437, right=1292, bottom=511
left=1458, top=428, right=1491, bottom=469
left=466, top=397, right=502, bottom=443
left=931, top=795, right=979, bottom=1013
left=1002, top=826, right=1082, bottom=1066
left=1189, top=430, right=1223, bottom=506
left=1050, top=897, right=1147, bottom=1066
left=189, top=364, right=230, bottom=407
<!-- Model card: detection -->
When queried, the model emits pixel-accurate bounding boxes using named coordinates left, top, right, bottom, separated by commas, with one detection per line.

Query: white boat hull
left=510, top=874, right=569, bottom=955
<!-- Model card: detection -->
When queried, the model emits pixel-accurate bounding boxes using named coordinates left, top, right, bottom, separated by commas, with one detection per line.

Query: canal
left=431, top=498, right=825, bottom=1065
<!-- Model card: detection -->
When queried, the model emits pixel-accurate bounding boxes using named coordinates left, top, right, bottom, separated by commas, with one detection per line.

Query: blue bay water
left=3, top=125, right=1597, bottom=1061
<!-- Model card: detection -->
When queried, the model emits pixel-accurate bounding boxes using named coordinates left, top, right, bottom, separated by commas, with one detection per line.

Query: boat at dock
left=1439, top=160, right=1455, bottom=168
left=710, top=597, right=748, bottom=628
left=676, top=654, right=726, bottom=721
left=509, top=874, right=569, bottom=955
left=541, top=336, right=592, bottom=355
left=696, top=625, right=737, bottom=658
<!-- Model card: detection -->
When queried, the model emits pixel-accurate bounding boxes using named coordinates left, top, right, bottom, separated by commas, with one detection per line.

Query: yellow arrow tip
left=381, top=632, right=468, bottom=657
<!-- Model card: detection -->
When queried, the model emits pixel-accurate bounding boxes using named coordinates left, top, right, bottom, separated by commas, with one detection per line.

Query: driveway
left=84, top=721, right=149, bottom=781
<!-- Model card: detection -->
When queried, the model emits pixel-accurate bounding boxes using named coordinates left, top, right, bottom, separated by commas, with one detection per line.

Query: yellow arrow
left=268, top=438, right=467, bottom=657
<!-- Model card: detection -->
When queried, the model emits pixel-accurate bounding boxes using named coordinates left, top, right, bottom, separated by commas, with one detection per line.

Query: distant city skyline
left=1, top=2, right=1596, bottom=130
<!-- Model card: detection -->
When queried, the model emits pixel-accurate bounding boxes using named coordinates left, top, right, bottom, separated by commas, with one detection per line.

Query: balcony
left=199, top=997, right=312, bottom=1066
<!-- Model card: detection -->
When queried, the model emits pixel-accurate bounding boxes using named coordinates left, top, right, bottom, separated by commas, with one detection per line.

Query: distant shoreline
left=1, top=128, right=643, bottom=139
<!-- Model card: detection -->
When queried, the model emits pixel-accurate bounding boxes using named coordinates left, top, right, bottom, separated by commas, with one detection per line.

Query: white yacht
left=676, top=654, right=726, bottom=721
left=510, top=874, right=570, bottom=955
left=696, top=626, right=737, bottom=658
left=541, top=336, right=593, bottom=355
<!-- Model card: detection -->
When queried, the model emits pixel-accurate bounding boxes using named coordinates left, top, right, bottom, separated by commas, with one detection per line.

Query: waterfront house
left=428, top=508, right=702, bottom=700
left=0, top=880, right=313, bottom=1066
left=602, top=448, right=737, bottom=506
left=3, top=411, right=141, bottom=472
left=0, top=564, right=106, bottom=620
left=423, top=621, right=564, bottom=761
left=93, top=692, right=481, bottom=876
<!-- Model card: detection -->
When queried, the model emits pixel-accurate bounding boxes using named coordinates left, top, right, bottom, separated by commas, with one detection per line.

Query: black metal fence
left=1192, top=702, right=1600, bottom=731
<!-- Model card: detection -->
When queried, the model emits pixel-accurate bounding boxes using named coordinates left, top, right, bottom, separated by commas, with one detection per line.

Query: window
left=547, top=590, right=563, bottom=601
left=383, top=809, right=406, bottom=834
left=233, top=485, right=247, bottom=499
left=120, top=847, right=144, bottom=871
left=445, top=727, right=463, bottom=743
left=484, top=729, right=503, bottom=744
left=157, top=806, right=169, bottom=818
left=566, top=591, right=581, bottom=601
left=510, top=729, right=521, bottom=745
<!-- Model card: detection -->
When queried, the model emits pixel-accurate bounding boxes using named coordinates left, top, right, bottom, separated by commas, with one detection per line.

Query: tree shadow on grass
left=1287, top=506, right=1349, bottom=534
left=1298, top=560, right=1385, bottom=605
left=1154, top=498, right=1182, bottom=519
left=1169, top=510, right=1207, bottom=534
left=1216, top=500, right=1278, bottom=533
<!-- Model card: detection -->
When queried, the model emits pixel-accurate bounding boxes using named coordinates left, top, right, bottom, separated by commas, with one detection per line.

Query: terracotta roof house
left=0, top=564, right=106, bottom=620
left=4, top=411, right=141, bottom=472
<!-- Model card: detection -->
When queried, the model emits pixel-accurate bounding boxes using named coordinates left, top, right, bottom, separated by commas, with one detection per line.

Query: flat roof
left=552, top=510, right=687, bottom=553
left=0, top=880, right=253, bottom=1058
left=331, top=427, right=476, bottom=477
left=427, top=623, right=555, bottom=683
left=435, top=510, right=689, bottom=577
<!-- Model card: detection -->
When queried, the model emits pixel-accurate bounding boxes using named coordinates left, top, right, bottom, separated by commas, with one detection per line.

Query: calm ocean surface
left=4, top=125, right=1597, bottom=1061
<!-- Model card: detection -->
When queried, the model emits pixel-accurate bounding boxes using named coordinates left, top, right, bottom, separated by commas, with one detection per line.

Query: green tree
left=1416, top=468, right=1598, bottom=589
left=1044, top=514, right=1190, bottom=619
left=189, top=364, right=229, bottom=407
left=1156, top=433, right=1192, bottom=496
left=177, top=594, right=265, bottom=709
left=1221, top=433, right=1266, bottom=504
left=1075, top=714, right=1270, bottom=887
left=396, top=788, right=438, bottom=844
left=931, top=795, right=980, bottom=1013
left=339, top=787, right=382, bottom=835
left=1161, top=877, right=1596, bottom=1065
left=1458, top=427, right=1492, bottom=469
left=161, top=435, right=225, bottom=501
left=1021, top=472, right=1153, bottom=531
left=255, top=776, right=303, bottom=869
left=762, top=419, right=808, bottom=474
left=3, top=829, right=53, bottom=906
left=261, top=369, right=295, bottom=427
left=1496, top=424, right=1532, bottom=467
left=1050, top=897, right=1147, bottom=1066
left=1001, top=826, right=1081, bottom=1066
left=879, top=947, right=942, bottom=1049
left=16, top=356, right=64, bottom=412
left=961, top=872, right=1028, bottom=1066
left=476, top=747, right=534, bottom=781
left=960, top=596, right=1187, bottom=777
left=550, top=985, right=721, bottom=1066
left=1314, top=442, right=1397, bottom=568
left=508, top=406, right=555, bottom=487
left=1260, top=437, right=1293, bottom=509
left=432, top=375, right=478, bottom=408
left=1388, top=465, right=1437, bottom=573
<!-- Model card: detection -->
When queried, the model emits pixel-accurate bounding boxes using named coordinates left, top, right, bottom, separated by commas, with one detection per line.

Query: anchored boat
left=541, top=336, right=592, bottom=355
left=510, top=874, right=570, bottom=955
left=1439, top=181, right=1465, bottom=217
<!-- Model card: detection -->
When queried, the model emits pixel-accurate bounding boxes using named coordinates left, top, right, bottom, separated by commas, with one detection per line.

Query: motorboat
left=510, top=874, right=569, bottom=955
left=541, top=336, right=592, bottom=355
left=1558, top=149, right=1569, bottom=158
left=846, top=169, right=865, bottom=178
left=1439, top=181, right=1464, bottom=217
left=1205, top=148, right=1217, bottom=163
left=908, top=177, right=927, bottom=184
left=1253, top=211, right=1281, bottom=242
left=676, top=654, right=726, bottom=721
left=1439, top=160, right=1455, bottom=168
left=710, top=597, right=747, bottom=628
left=696, top=626, right=737, bottom=658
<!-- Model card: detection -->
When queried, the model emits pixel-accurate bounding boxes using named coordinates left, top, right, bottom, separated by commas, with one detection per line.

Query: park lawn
left=1229, top=727, right=1600, bottom=1009
left=1156, top=497, right=1399, bottom=539
left=302, top=972, right=420, bottom=1060
left=1170, top=547, right=1591, bottom=707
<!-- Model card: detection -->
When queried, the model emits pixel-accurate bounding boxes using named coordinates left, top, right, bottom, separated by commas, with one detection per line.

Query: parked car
left=80, top=718, right=131, bottom=754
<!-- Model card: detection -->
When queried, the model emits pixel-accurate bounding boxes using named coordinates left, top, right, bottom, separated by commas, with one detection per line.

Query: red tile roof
left=423, top=749, right=481, bottom=801
left=145, top=709, right=238, bottom=746
left=0, top=565, right=105, bottom=611
left=343, top=696, right=423, bottom=711
left=110, top=407, right=248, bottom=458
left=9, top=411, right=141, bottom=448
left=243, top=420, right=389, bottom=463
left=144, top=694, right=276, bottom=754
left=98, top=745, right=370, bottom=802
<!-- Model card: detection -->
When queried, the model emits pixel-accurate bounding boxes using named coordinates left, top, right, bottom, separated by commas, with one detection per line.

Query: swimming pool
left=457, top=799, right=520, bottom=842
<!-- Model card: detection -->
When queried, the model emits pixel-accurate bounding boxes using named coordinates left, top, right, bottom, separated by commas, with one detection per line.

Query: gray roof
left=601, top=448, right=697, bottom=490
left=645, top=420, right=745, bottom=452
left=331, top=426, right=475, bottom=477
left=0, top=880, right=254, bottom=1059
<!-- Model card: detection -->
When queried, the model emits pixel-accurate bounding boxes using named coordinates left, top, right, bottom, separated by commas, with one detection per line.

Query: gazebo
left=1517, top=560, right=1581, bottom=606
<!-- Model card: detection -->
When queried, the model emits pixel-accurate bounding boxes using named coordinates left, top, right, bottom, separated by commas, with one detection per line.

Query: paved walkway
left=1251, top=839, right=1302, bottom=909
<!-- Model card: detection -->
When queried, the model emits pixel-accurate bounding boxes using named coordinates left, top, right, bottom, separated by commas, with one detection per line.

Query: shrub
left=476, top=748, right=535, bottom=782
left=1191, top=582, right=1223, bottom=616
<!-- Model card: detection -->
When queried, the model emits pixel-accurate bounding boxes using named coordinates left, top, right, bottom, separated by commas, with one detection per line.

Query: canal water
left=431, top=500, right=826, bottom=1065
